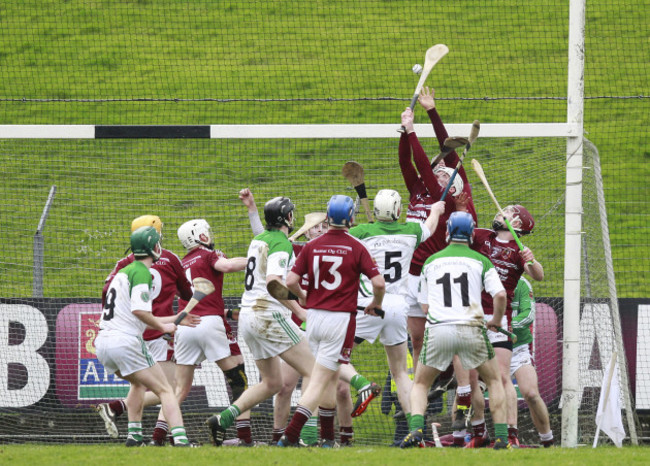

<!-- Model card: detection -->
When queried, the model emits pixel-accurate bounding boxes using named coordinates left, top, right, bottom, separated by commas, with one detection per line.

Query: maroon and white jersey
left=291, top=229, right=380, bottom=313
left=399, top=109, right=478, bottom=276
left=102, top=249, right=193, bottom=341
left=471, top=228, right=526, bottom=318
left=179, top=246, right=228, bottom=317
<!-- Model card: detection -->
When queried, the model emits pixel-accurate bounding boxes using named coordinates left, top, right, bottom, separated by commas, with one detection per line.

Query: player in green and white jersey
left=335, top=189, right=446, bottom=438
left=401, top=211, right=511, bottom=449
left=95, top=226, right=193, bottom=447
left=509, top=277, right=554, bottom=447
left=207, top=196, right=315, bottom=446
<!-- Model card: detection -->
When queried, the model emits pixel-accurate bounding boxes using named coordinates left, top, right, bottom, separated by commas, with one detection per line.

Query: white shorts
left=510, top=343, right=534, bottom=377
left=145, top=336, right=173, bottom=362
left=305, top=309, right=356, bottom=372
left=356, top=294, right=408, bottom=346
left=95, top=331, right=155, bottom=377
left=484, top=313, right=509, bottom=344
left=239, top=308, right=303, bottom=360
left=406, top=273, right=426, bottom=318
left=420, top=324, right=494, bottom=371
left=174, top=315, right=238, bottom=365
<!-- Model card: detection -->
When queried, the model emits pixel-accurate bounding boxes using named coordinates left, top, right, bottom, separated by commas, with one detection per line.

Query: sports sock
left=300, top=417, right=318, bottom=445
left=453, top=429, right=466, bottom=446
left=456, top=385, right=471, bottom=410
left=219, top=404, right=241, bottom=429
left=272, top=428, right=285, bottom=443
left=109, top=400, right=126, bottom=417
left=339, top=425, right=353, bottom=445
left=508, top=426, right=518, bottom=438
left=495, top=423, right=508, bottom=442
left=171, top=426, right=189, bottom=445
left=405, top=412, right=412, bottom=425
left=350, top=374, right=371, bottom=392
left=409, top=414, right=425, bottom=431
left=471, top=420, right=486, bottom=437
left=152, top=419, right=169, bottom=444
left=127, top=422, right=143, bottom=442
left=319, top=407, right=336, bottom=441
left=540, top=430, right=554, bottom=441
left=236, top=418, right=252, bottom=444
left=285, top=405, right=311, bottom=444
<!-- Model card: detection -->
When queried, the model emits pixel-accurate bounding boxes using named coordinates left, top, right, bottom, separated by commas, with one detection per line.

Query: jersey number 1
left=436, top=272, right=469, bottom=307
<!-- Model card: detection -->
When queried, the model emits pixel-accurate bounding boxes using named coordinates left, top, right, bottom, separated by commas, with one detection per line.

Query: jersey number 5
left=436, top=272, right=469, bottom=307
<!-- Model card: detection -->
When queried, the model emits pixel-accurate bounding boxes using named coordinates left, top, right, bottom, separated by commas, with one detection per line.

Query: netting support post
left=587, top=140, right=639, bottom=445
left=32, top=185, right=56, bottom=298
left=561, top=0, right=585, bottom=448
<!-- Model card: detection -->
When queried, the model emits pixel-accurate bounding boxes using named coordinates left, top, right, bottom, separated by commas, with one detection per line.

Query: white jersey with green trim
left=349, top=221, right=429, bottom=296
left=418, top=243, right=504, bottom=326
left=100, top=260, right=153, bottom=337
left=240, top=229, right=295, bottom=314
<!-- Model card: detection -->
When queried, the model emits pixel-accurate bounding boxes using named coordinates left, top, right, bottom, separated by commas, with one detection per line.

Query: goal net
left=0, top=132, right=625, bottom=445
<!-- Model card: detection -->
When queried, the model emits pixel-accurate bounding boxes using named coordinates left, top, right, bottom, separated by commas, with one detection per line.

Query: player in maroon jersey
left=399, top=88, right=478, bottom=367
left=173, top=219, right=252, bottom=445
left=464, top=204, right=544, bottom=448
left=96, top=215, right=196, bottom=444
left=278, top=195, right=386, bottom=447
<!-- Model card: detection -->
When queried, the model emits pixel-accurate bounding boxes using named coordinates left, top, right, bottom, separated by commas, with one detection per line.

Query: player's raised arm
left=239, top=188, right=264, bottom=236
left=424, top=200, right=446, bottom=235
left=399, top=108, right=420, bottom=193
left=212, top=255, right=247, bottom=273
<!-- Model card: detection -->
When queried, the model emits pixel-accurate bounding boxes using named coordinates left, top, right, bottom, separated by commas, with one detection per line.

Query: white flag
left=595, top=354, right=626, bottom=447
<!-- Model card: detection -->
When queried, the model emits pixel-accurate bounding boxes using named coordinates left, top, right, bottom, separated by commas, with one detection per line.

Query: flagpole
left=593, top=351, right=618, bottom=448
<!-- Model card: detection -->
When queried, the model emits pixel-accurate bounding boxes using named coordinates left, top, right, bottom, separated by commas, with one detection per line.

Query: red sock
left=272, top=428, right=285, bottom=443
left=285, top=406, right=311, bottom=444
left=236, top=419, right=252, bottom=444
left=152, top=420, right=169, bottom=443
left=109, top=400, right=126, bottom=416
left=340, top=425, right=353, bottom=445
left=319, top=407, right=336, bottom=441
left=472, top=422, right=486, bottom=437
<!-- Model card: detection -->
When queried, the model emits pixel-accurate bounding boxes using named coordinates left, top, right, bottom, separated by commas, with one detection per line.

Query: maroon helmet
left=492, top=205, right=535, bottom=236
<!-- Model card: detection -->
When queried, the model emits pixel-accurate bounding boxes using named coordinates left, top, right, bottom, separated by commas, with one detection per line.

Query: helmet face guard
left=131, top=226, right=162, bottom=261
left=373, top=189, right=401, bottom=222
left=327, top=195, right=355, bottom=227
left=446, top=211, right=475, bottom=243
left=493, top=205, right=535, bottom=236
left=264, top=196, right=296, bottom=232
left=177, top=219, right=214, bottom=250
left=433, top=166, right=464, bottom=197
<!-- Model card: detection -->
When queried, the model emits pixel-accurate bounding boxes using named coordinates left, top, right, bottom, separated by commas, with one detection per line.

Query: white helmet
left=177, top=219, right=213, bottom=250
left=374, top=189, right=402, bottom=222
left=434, top=166, right=464, bottom=197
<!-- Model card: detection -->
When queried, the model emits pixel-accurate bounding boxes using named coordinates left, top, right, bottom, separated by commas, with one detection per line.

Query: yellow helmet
left=131, top=215, right=163, bottom=235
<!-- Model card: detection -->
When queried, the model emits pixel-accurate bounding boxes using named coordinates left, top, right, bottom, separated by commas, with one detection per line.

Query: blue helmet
left=327, top=195, right=355, bottom=227
left=446, top=211, right=475, bottom=243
